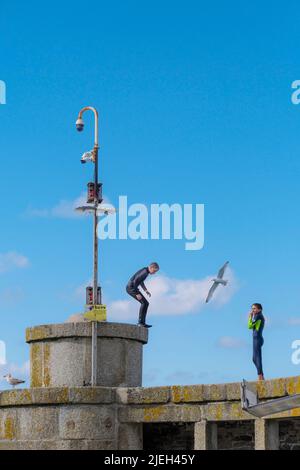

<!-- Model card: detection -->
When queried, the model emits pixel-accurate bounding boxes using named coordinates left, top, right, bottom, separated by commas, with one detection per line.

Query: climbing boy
left=126, top=262, right=160, bottom=328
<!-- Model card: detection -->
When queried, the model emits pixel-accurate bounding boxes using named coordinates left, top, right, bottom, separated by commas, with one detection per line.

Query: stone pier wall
left=0, top=375, right=299, bottom=449
left=1, top=322, right=300, bottom=450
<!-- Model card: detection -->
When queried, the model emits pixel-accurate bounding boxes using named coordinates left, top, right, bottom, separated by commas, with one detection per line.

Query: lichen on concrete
left=171, top=385, right=204, bottom=403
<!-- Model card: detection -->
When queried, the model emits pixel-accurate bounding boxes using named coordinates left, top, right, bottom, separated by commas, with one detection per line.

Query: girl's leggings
left=253, top=337, right=264, bottom=375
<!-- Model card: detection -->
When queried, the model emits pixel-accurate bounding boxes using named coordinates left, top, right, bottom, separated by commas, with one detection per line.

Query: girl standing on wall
left=248, top=303, right=265, bottom=381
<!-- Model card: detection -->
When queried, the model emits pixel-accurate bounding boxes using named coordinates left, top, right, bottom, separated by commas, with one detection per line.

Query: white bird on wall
left=3, top=374, right=25, bottom=388
left=206, top=261, right=229, bottom=303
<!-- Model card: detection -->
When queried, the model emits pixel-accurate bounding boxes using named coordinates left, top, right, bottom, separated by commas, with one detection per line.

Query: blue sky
left=1, top=0, right=300, bottom=389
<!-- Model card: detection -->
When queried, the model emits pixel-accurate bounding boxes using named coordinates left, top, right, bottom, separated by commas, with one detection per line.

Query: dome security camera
left=76, top=117, right=84, bottom=132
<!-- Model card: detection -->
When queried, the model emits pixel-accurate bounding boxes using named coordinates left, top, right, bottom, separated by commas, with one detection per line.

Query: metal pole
left=91, top=143, right=99, bottom=386
left=93, top=145, right=99, bottom=305
left=77, top=107, right=100, bottom=387
left=91, top=320, right=97, bottom=386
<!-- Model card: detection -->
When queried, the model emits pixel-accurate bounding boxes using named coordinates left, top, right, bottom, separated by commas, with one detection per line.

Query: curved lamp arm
left=77, top=106, right=99, bottom=148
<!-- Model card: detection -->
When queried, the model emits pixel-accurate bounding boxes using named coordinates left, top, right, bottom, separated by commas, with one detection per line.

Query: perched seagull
left=205, top=261, right=229, bottom=303
left=3, top=374, right=25, bottom=389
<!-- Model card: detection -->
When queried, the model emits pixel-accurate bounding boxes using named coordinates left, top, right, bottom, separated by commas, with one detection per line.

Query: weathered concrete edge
left=26, top=322, right=148, bottom=344
left=1, top=375, right=300, bottom=426
left=0, top=440, right=117, bottom=450
left=117, top=375, right=300, bottom=405
left=0, top=387, right=115, bottom=407
left=1, top=391, right=299, bottom=423
left=118, top=402, right=300, bottom=423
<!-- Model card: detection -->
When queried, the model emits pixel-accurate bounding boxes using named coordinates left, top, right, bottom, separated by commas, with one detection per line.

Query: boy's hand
left=146, top=291, right=151, bottom=297
left=136, top=294, right=142, bottom=301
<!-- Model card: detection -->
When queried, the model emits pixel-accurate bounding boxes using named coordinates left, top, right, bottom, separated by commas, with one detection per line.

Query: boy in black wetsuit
left=248, top=303, right=265, bottom=381
left=126, top=262, right=159, bottom=328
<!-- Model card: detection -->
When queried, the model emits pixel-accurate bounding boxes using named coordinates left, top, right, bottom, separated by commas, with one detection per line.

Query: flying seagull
left=3, top=374, right=25, bottom=388
left=205, top=261, right=229, bottom=303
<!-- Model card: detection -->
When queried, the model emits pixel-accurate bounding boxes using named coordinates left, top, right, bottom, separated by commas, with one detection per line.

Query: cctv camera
left=76, top=118, right=84, bottom=132
left=81, top=151, right=94, bottom=164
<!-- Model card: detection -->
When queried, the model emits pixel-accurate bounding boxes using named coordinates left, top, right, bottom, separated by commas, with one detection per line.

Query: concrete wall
left=1, top=376, right=300, bottom=450
left=0, top=387, right=141, bottom=450
left=1, top=322, right=300, bottom=450
left=0, top=322, right=148, bottom=450
left=27, top=323, right=148, bottom=388
left=117, top=377, right=300, bottom=450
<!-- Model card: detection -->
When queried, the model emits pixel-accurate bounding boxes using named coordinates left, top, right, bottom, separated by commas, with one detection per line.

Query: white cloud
left=51, top=193, right=87, bottom=219
left=217, top=336, right=246, bottom=349
left=24, top=208, right=49, bottom=218
left=10, top=360, right=30, bottom=376
left=24, top=193, right=112, bottom=219
left=0, top=341, right=6, bottom=365
left=165, top=370, right=196, bottom=383
left=65, top=313, right=85, bottom=323
left=0, top=288, right=25, bottom=307
left=288, top=317, right=300, bottom=326
left=108, top=268, right=238, bottom=320
left=0, top=252, right=29, bottom=274
left=73, top=279, right=92, bottom=300
left=143, top=368, right=161, bottom=383
left=24, top=193, right=86, bottom=219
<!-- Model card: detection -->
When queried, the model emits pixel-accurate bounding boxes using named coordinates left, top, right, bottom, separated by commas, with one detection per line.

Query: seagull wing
left=217, top=261, right=229, bottom=279
left=10, top=378, right=25, bottom=385
left=206, top=282, right=218, bottom=303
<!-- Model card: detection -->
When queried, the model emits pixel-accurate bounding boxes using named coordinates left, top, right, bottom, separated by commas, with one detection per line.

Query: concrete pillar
left=194, top=420, right=218, bottom=450
left=118, top=423, right=143, bottom=450
left=255, top=419, right=279, bottom=450
left=26, top=322, right=148, bottom=388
